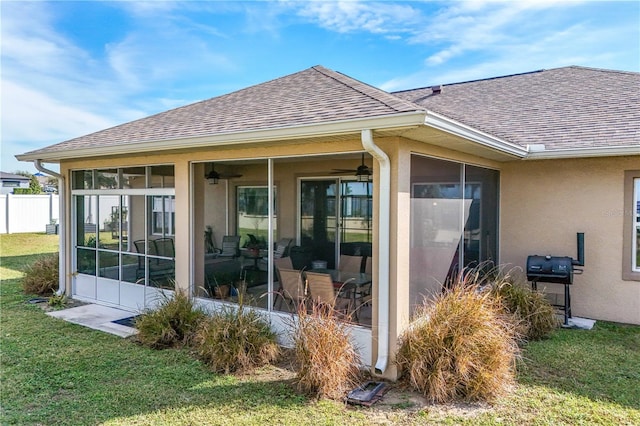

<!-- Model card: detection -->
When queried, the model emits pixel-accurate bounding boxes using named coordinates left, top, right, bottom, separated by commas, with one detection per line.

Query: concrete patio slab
left=47, top=304, right=139, bottom=338
left=562, top=316, right=596, bottom=330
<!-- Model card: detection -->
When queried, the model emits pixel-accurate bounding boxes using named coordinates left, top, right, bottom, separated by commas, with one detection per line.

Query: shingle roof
left=20, top=66, right=423, bottom=157
left=19, top=65, right=639, bottom=160
left=0, top=172, right=30, bottom=180
left=393, top=66, right=640, bottom=151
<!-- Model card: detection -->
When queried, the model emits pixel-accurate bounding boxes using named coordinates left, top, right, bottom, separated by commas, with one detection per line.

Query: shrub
left=397, top=282, right=520, bottom=403
left=194, top=304, right=279, bottom=374
left=491, top=278, right=558, bottom=341
left=135, top=291, right=206, bottom=349
left=22, top=253, right=59, bottom=295
left=47, top=293, right=67, bottom=309
left=291, top=302, right=361, bottom=400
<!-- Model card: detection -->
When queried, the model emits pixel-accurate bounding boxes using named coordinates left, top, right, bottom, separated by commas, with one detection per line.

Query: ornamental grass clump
left=22, top=253, right=59, bottom=295
left=194, top=304, right=279, bottom=374
left=135, top=291, right=206, bottom=349
left=490, top=277, right=558, bottom=341
left=291, top=302, right=360, bottom=400
left=397, top=282, right=520, bottom=403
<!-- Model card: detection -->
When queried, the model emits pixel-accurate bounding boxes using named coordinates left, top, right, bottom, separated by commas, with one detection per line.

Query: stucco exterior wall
left=501, top=155, right=640, bottom=325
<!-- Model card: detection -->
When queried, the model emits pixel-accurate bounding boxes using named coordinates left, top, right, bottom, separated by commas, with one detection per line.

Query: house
left=17, top=65, right=640, bottom=379
left=0, top=172, right=30, bottom=194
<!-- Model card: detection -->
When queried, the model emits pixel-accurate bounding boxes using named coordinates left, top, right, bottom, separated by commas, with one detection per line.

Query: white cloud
left=0, top=1, right=236, bottom=171
left=2, top=81, right=118, bottom=146
left=379, top=1, right=637, bottom=91
left=294, top=0, right=422, bottom=35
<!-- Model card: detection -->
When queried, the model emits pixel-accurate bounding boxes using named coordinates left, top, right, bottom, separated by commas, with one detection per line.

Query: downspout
left=361, top=129, right=390, bottom=375
left=34, top=160, right=66, bottom=296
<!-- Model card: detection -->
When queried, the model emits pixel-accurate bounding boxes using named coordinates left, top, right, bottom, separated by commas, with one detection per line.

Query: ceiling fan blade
left=331, top=169, right=357, bottom=173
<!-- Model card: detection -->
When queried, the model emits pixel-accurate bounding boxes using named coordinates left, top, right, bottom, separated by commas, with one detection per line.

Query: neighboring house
left=17, top=65, right=640, bottom=379
left=0, top=172, right=30, bottom=194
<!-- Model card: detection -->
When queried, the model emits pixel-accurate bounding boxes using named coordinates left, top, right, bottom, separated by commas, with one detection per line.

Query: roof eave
left=424, top=110, right=529, bottom=159
left=524, top=145, right=640, bottom=160
left=16, top=111, right=427, bottom=163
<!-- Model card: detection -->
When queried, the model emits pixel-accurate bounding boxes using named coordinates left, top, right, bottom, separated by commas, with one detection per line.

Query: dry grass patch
left=135, top=291, right=206, bottom=349
left=490, top=277, right=557, bottom=341
left=398, top=282, right=520, bottom=403
left=22, top=253, right=59, bottom=295
left=194, top=304, right=280, bottom=374
left=291, top=302, right=361, bottom=400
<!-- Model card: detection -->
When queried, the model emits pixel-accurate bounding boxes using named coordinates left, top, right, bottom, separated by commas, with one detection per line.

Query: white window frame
left=623, top=171, right=640, bottom=281
left=633, top=178, right=639, bottom=272
left=151, top=195, right=176, bottom=236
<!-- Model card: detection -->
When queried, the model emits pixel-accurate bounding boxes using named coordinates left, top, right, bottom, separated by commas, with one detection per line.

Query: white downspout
left=34, top=160, right=66, bottom=296
left=361, top=129, right=390, bottom=375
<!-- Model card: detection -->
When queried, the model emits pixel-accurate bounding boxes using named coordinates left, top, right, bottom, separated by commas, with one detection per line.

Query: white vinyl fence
left=0, top=194, right=59, bottom=234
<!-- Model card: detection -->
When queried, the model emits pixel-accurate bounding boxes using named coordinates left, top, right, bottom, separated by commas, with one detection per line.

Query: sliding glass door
left=300, top=179, right=338, bottom=268
left=299, top=178, right=373, bottom=269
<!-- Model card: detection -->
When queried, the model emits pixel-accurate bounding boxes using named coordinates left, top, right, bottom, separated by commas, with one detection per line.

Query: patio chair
left=274, top=256, right=294, bottom=280
left=338, top=254, right=363, bottom=273
left=217, top=235, right=241, bottom=258
left=273, top=256, right=294, bottom=308
left=364, top=256, right=372, bottom=274
left=133, top=239, right=146, bottom=279
left=275, top=268, right=306, bottom=312
left=133, top=238, right=175, bottom=284
left=258, top=237, right=294, bottom=271
left=305, top=271, right=352, bottom=317
left=274, top=238, right=294, bottom=258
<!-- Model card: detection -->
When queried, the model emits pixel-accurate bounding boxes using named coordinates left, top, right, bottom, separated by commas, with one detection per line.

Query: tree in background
left=11, top=171, right=43, bottom=194
left=29, top=175, right=42, bottom=194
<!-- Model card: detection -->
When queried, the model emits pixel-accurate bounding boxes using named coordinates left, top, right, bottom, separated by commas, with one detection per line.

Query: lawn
left=1, top=233, right=639, bottom=425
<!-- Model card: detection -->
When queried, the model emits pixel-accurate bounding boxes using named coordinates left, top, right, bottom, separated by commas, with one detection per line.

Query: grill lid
left=526, top=255, right=574, bottom=284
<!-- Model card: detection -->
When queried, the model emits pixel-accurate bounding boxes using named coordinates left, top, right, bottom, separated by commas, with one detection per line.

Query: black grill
left=526, top=233, right=584, bottom=325
left=526, top=255, right=574, bottom=285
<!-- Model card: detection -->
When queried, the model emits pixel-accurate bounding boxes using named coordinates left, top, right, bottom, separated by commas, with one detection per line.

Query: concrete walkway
left=47, top=304, right=138, bottom=338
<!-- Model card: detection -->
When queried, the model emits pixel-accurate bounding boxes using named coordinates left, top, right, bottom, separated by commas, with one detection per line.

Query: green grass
left=0, top=233, right=59, bottom=280
left=1, top=233, right=639, bottom=425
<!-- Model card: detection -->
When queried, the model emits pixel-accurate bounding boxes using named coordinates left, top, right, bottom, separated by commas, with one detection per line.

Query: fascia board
left=524, top=145, right=640, bottom=160
left=424, top=110, right=529, bottom=158
left=16, top=112, right=427, bottom=162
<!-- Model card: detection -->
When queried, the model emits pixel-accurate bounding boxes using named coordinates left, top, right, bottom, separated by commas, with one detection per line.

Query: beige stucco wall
left=500, top=155, right=640, bottom=325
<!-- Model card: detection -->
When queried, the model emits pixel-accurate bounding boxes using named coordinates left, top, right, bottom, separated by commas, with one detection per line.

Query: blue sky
left=2, top=0, right=639, bottom=173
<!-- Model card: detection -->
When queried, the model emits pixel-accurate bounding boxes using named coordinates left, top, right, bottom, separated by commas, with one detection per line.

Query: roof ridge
left=312, top=65, right=423, bottom=113
left=393, top=66, right=640, bottom=95
left=392, top=69, right=546, bottom=95
left=549, top=65, right=640, bottom=76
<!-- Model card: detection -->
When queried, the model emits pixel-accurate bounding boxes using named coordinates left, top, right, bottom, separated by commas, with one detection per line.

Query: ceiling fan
left=205, top=163, right=242, bottom=184
left=331, top=153, right=372, bottom=181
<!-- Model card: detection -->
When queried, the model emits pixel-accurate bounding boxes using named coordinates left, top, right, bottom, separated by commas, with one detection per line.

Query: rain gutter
left=361, top=129, right=391, bottom=375
left=16, top=112, right=427, bottom=163
left=34, top=160, right=66, bottom=296
left=424, top=111, right=528, bottom=158
left=524, top=145, right=640, bottom=159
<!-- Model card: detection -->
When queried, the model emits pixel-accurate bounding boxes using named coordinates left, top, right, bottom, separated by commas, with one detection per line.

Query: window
left=2, top=180, right=21, bottom=187
left=236, top=186, right=276, bottom=247
left=634, top=178, right=639, bottom=272
left=623, top=171, right=640, bottom=280
left=151, top=196, right=175, bottom=236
